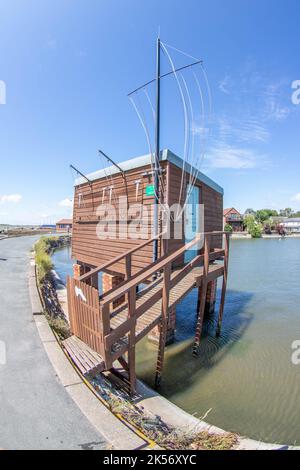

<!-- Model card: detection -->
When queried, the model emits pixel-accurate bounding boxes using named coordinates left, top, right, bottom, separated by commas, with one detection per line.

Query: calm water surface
left=53, top=238, right=300, bottom=444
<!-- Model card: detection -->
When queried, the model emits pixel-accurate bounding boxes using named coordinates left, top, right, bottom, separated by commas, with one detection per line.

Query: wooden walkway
left=109, top=262, right=224, bottom=346
left=63, top=335, right=105, bottom=376
left=63, top=232, right=230, bottom=390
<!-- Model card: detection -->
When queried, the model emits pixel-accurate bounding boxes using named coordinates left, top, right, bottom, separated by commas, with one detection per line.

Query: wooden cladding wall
left=72, top=162, right=167, bottom=274
left=71, top=160, right=223, bottom=274
left=167, top=164, right=223, bottom=254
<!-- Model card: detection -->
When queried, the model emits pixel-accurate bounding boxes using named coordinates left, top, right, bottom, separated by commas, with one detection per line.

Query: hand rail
left=101, top=231, right=228, bottom=307
left=78, top=231, right=165, bottom=282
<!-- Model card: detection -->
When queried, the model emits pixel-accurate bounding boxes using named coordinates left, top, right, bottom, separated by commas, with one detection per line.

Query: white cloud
left=59, top=198, right=73, bottom=208
left=263, top=82, right=291, bottom=122
left=219, top=76, right=232, bottom=94
left=218, top=118, right=270, bottom=143
left=0, top=194, right=22, bottom=204
left=191, top=125, right=210, bottom=136
left=205, top=145, right=266, bottom=170
left=291, top=193, right=300, bottom=202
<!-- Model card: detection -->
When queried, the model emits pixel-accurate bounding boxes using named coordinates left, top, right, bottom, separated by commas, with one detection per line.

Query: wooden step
left=63, top=335, right=105, bottom=376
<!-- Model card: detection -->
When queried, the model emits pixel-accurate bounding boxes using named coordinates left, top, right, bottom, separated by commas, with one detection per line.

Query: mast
left=153, top=36, right=161, bottom=262
left=127, top=38, right=202, bottom=262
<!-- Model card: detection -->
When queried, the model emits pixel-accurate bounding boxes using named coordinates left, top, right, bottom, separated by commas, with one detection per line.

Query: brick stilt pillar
left=204, top=279, right=217, bottom=316
left=73, top=263, right=84, bottom=279
left=148, top=305, right=176, bottom=345
left=73, top=263, right=98, bottom=289
left=102, top=273, right=125, bottom=309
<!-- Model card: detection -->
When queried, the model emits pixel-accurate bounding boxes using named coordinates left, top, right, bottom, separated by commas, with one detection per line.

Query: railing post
left=216, top=232, right=230, bottom=337
left=100, top=303, right=111, bottom=366
left=193, top=234, right=211, bottom=355
left=155, top=262, right=171, bottom=388
left=125, top=253, right=131, bottom=281
left=128, top=285, right=137, bottom=394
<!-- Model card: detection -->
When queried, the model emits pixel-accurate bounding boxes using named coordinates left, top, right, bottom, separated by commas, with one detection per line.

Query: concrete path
left=0, top=236, right=108, bottom=450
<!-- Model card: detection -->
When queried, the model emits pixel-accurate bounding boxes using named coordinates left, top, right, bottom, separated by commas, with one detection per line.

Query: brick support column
left=148, top=305, right=176, bottom=345
left=73, top=263, right=84, bottom=279
left=204, top=279, right=217, bottom=316
left=102, top=273, right=125, bottom=309
left=73, top=263, right=98, bottom=289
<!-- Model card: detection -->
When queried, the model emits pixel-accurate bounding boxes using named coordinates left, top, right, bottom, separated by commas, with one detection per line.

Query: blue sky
left=0, top=0, right=300, bottom=224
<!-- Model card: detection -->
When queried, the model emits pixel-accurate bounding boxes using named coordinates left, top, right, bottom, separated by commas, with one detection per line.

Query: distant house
left=280, top=218, right=300, bottom=233
left=56, top=218, right=72, bottom=233
left=223, top=208, right=243, bottom=232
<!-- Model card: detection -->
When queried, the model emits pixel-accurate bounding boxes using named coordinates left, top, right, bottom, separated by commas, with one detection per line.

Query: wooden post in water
left=155, top=262, right=171, bottom=388
left=193, top=234, right=210, bottom=356
left=128, top=285, right=137, bottom=394
left=216, top=233, right=230, bottom=337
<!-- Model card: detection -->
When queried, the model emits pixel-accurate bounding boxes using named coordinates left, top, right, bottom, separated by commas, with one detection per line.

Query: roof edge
left=74, top=149, right=224, bottom=195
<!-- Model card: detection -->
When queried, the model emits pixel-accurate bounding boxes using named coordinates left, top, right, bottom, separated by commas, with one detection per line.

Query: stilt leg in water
left=216, top=274, right=227, bottom=337
left=155, top=321, right=167, bottom=388
left=193, top=281, right=208, bottom=356
left=216, top=233, right=229, bottom=337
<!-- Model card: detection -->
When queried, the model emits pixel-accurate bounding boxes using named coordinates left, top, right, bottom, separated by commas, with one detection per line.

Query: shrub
left=248, top=223, right=262, bottom=238
left=35, top=236, right=58, bottom=281
left=224, top=223, right=233, bottom=233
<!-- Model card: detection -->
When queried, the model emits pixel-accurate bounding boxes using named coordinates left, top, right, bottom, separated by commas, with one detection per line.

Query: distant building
left=280, top=218, right=300, bottom=233
left=223, top=208, right=243, bottom=232
left=39, top=224, right=56, bottom=231
left=56, top=218, right=72, bottom=233
left=270, top=216, right=288, bottom=224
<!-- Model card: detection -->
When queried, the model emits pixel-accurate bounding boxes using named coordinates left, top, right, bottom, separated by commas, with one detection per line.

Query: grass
left=46, top=314, right=71, bottom=340
left=34, top=236, right=62, bottom=281
left=93, top=384, right=238, bottom=451
left=189, top=431, right=238, bottom=450
left=34, top=236, right=71, bottom=340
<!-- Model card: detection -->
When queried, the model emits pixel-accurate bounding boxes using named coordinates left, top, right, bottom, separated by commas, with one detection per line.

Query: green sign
left=145, top=184, right=155, bottom=196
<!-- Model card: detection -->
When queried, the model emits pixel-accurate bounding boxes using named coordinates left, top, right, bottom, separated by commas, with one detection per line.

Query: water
left=51, top=245, right=73, bottom=283
left=53, top=238, right=300, bottom=445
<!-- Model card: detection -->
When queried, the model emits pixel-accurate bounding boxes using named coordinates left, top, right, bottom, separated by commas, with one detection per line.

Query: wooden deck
left=65, top=231, right=230, bottom=391
left=109, top=262, right=224, bottom=347
left=63, top=335, right=105, bottom=376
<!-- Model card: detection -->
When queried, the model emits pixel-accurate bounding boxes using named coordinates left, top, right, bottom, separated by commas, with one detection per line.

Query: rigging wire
left=137, top=90, right=166, bottom=198
left=129, top=93, right=166, bottom=202
left=180, top=72, right=195, bottom=194
left=129, top=94, right=159, bottom=201
left=162, top=42, right=201, bottom=63
left=186, top=69, right=211, bottom=199
left=160, top=41, right=189, bottom=218
left=143, top=87, right=156, bottom=123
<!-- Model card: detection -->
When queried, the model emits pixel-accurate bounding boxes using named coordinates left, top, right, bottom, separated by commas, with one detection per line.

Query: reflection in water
left=53, top=238, right=300, bottom=445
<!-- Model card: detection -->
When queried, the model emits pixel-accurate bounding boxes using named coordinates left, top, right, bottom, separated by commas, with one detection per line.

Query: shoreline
left=45, top=247, right=299, bottom=449
left=231, top=233, right=300, bottom=239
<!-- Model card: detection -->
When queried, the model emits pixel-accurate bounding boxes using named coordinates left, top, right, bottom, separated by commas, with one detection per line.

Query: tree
left=244, top=208, right=256, bottom=216
left=255, top=210, right=270, bottom=224
left=243, top=214, right=256, bottom=229
left=280, top=208, right=293, bottom=217
left=255, top=209, right=278, bottom=223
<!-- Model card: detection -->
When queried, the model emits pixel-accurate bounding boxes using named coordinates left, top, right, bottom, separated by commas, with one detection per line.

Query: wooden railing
left=78, top=231, right=166, bottom=283
left=100, top=231, right=229, bottom=368
left=67, top=230, right=230, bottom=392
